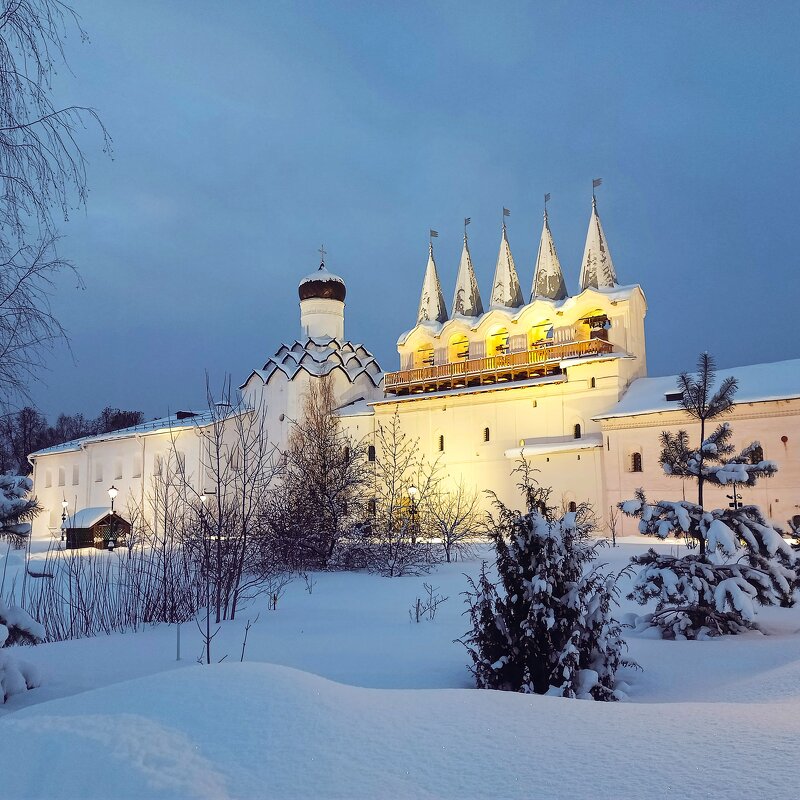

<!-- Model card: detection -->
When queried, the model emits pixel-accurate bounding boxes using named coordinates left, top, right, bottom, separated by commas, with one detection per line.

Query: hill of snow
left=2, top=542, right=800, bottom=798
left=4, top=661, right=799, bottom=800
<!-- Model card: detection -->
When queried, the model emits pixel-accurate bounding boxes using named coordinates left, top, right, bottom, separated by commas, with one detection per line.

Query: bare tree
left=366, top=410, right=440, bottom=577
left=0, top=0, right=110, bottom=406
left=424, top=480, right=482, bottom=563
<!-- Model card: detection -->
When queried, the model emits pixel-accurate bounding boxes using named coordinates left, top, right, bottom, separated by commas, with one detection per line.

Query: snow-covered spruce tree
left=620, top=353, right=798, bottom=639
left=461, top=464, right=634, bottom=700
left=0, top=474, right=44, bottom=701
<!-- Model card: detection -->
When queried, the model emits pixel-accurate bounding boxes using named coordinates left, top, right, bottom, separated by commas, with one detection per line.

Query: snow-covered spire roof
left=531, top=210, right=568, bottom=301
left=490, top=222, right=524, bottom=308
left=451, top=234, right=484, bottom=318
left=416, top=243, right=448, bottom=324
left=579, top=197, right=618, bottom=290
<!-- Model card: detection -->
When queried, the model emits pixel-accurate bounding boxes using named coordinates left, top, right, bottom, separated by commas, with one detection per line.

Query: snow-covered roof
left=504, top=433, right=603, bottom=459
left=30, top=411, right=217, bottom=458
left=416, top=244, right=448, bottom=324
left=579, top=197, right=618, bottom=290
left=335, top=397, right=375, bottom=417
left=595, top=359, right=800, bottom=420
left=532, top=210, right=567, bottom=301
left=243, top=337, right=382, bottom=389
left=451, top=235, right=483, bottom=318
left=489, top=224, right=524, bottom=309
left=397, top=284, right=643, bottom=345
left=64, top=507, right=111, bottom=529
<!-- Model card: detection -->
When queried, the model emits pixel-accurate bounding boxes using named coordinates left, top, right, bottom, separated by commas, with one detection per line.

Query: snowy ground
left=2, top=539, right=800, bottom=799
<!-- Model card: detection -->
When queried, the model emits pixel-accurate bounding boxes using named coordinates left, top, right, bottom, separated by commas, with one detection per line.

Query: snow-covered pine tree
left=0, top=474, right=38, bottom=547
left=0, top=474, right=44, bottom=701
left=461, top=464, right=633, bottom=700
left=621, top=353, right=798, bottom=639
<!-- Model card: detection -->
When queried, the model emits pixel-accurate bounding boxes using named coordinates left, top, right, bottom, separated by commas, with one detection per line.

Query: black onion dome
left=298, top=264, right=346, bottom=302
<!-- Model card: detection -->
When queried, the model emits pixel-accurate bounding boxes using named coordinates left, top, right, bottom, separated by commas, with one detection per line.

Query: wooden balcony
left=384, top=339, right=614, bottom=395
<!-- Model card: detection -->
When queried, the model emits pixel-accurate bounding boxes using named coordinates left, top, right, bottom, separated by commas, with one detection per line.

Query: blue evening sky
left=36, top=0, right=800, bottom=418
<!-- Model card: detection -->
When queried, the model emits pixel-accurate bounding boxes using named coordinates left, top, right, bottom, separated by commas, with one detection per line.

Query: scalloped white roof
left=243, top=337, right=383, bottom=389
left=397, top=284, right=643, bottom=345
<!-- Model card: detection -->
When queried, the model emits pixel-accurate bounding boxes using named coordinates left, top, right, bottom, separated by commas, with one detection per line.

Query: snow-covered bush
left=0, top=599, right=43, bottom=702
left=460, top=469, right=634, bottom=700
left=621, top=354, right=799, bottom=639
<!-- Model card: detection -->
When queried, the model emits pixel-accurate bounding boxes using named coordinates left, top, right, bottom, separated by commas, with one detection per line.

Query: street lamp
left=60, top=498, right=68, bottom=547
left=107, top=485, right=118, bottom=551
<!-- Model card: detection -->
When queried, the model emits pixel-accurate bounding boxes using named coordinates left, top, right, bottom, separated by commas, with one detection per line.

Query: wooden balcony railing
left=384, top=339, right=614, bottom=395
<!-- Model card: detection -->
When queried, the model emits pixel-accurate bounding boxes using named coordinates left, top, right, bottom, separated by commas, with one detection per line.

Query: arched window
left=368, top=498, right=377, bottom=516
left=631, top=452, right=643, bottom=473
left=590, top=377, right=596, bottom=388
left=415, top=343, right=434, bottom=368
left=448, top=334, right=469, bottom=362
left=568, top=501, right=577, bottom=512
left=438, top=434, right=445, bottom=452
left=343, top=446, right=350, bottom=462
left=483, top=427, right=490, bottom=443
left=573, top=424, right=581, bottom=440
left=367, top=445, right=376, bottom=462
left=749, top=445, right=764, bottom=464
left=487, top=327, right=509, bottom=356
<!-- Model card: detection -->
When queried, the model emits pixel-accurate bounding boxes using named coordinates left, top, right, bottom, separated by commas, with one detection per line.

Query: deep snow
left=2, top=540, right=800, bottom=799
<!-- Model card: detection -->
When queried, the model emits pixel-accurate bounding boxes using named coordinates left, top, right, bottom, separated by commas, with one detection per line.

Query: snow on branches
left=1, top=599, right=43, bottom=702
left=461, top=470, right=635, bottom=700
left=621, top=354, right=798, bottom=639
left=0, top=475, right=38, bottom=546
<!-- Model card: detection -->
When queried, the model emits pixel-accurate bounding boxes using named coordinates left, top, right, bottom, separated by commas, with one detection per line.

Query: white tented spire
left=579, top=197, right=618, bottom=290
left=532, top=209, right=567, bottom=301
left=490, top=223, right=524, bottom=308
left=416, top=242, right=448, bottom=325
left=451, top=234, right=484, bottom=317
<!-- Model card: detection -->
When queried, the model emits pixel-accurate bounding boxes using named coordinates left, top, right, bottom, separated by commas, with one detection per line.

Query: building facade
left=28, top=198, right=800, bottom=541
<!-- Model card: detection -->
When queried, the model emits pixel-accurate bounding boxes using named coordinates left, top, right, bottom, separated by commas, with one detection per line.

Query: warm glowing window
left=415, top=343, right=434, bottom=368
left=487, top=327, right=509, bottom=355
left=448, top=334, right=469, bottom=362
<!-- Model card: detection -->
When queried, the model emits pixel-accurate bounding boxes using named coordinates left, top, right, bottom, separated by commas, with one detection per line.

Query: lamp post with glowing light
left=107, top=485, right=118, bottom=551
left=408, top=484, right=419, bottom=545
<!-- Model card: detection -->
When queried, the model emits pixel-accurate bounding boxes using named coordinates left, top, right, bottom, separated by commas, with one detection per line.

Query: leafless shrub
left=409, top=583, right=448, bottom=623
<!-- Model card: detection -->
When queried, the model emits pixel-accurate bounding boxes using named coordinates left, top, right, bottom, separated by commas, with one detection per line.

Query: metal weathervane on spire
left=429, top=229, right=438, bottom=244
left=544, top=193, right=551, bottom=217
left=464, top=217, right=471, bottom=238
left=502, top=207, right=510, bottom=230
left=592, top=177, right=602, bottom=203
